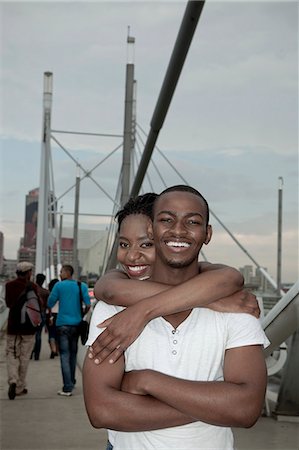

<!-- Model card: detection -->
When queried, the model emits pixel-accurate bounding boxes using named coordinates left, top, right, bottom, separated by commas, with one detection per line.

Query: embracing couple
left=83, top=185, right=269, bottom=450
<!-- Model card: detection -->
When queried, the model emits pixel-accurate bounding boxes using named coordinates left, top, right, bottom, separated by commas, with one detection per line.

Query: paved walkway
left=0, top=328, right=298, bottom=450
left=0, top=329, right=107, bottom=450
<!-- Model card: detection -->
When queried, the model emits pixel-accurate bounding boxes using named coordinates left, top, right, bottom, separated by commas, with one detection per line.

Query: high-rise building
left=239, top=265, right=254, bottom=284
left=53, top=237, right=74, bottom=266
left=18, top=188, right=39, bottom=271
left=19, top=188, right=57, bottom=272
left=18, top=188, right=108, bottom=280
left=24, top=188, right=39, bottom=248
left=239, top=264, right=274, bottom=290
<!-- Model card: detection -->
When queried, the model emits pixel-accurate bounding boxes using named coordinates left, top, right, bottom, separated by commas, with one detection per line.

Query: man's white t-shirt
left=87, top=301, right=269, bottom=450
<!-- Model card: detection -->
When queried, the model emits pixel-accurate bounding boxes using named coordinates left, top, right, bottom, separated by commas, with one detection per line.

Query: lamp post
left=277, top=176, right=283, bottom=297
left=73, top=166, right=80, bottom=279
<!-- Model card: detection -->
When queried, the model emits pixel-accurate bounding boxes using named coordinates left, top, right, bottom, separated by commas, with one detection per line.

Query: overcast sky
left=1, top=1, right=298, bottom=283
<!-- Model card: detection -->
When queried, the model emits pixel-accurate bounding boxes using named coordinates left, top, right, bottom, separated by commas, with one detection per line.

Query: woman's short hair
left=115, top=193, right=158, bottom=231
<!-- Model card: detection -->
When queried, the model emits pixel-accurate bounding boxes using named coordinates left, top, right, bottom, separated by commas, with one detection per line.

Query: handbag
left=79, top=319, right=89, bottom=346
left=77, top=281, right=89, bottom=345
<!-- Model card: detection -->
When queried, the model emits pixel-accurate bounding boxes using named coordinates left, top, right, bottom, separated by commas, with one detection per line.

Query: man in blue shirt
left=48, top=264, right=90, bottom=396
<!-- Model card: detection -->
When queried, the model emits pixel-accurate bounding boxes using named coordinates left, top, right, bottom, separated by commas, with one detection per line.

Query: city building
left=14, top=187, right=108, bottom=282
left=23, top=188, right=39, bottom=249
left=239, top=264, right=281, bottom=313
left=2, top=259, right=18, bottom=280
left=0, top=231, right=18, bottom=281
left=62, top=227, right=109, bottom=280
left=239, top=265, right=275, bottom=292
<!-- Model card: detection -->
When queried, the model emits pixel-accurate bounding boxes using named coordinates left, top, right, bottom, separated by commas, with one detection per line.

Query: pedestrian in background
left=46, top=278, right=59, bottom=359
left=48, top=264, right=90, bottom=396
left=31, top=273, right=49, bottom=360
left=5, top=262, right=40, bottom=400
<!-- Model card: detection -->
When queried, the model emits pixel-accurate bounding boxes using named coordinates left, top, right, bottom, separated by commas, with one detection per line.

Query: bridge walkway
left=0, top=329, right=298, bottom=450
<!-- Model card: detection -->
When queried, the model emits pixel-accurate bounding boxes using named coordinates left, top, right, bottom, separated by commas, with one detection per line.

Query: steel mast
left=106, top=1, right=205, bottom=270
left=106, top=31, right=136, bottom=270
left=121, top=29, right=135, bottom=207
left=36, top=72, right=53, bottom=275
left=130, top=1, right=205, bottom=197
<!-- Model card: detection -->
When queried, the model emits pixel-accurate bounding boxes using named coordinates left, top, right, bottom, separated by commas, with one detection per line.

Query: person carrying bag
left=47, top=264, right=90, bottom=396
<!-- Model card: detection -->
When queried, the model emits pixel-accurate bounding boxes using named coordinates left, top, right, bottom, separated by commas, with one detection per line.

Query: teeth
left=128, top=265, right=147, bottom=271
left=166, top=241, right=190, bottom=248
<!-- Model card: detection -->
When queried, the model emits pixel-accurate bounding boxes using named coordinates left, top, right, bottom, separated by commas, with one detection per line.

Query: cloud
left=204, top=227, right=298, bottom=284
left=1, top=1, right=297, bottom=283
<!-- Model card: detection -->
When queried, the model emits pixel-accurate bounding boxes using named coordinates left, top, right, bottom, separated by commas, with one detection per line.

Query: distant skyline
left=1, top=1, right=298, bottom=283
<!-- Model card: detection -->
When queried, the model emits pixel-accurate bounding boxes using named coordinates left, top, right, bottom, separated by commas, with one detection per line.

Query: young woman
left=88, top=193, right=259, bottom=365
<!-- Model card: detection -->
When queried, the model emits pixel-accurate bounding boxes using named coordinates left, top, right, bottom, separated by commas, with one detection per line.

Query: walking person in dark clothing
left=5, top=262, right=40, bottom=399
left=46, top=278, right=59, bottom=359
left=31, top=273, right=49, bottom=360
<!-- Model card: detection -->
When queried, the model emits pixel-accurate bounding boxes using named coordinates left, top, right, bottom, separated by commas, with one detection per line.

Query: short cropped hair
left=156, top=185, right=210, bottom=225
left=115, top=193, right=158, bottom=231
left=62, top=264, right=74, bottom=276
left=36, top=273, right=46, bottom=286
left=49, top=278, right=59, bottom=292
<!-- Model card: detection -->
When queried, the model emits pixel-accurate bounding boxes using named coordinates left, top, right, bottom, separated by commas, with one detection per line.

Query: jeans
left=106, top=441, right=113, bottom=450
left=57, top=325, right=79, bottom=392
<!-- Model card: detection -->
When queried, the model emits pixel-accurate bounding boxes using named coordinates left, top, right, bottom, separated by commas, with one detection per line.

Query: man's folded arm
left=82, top=353, right=195, bottom=432
left=121, top=345, right=267, bottom=428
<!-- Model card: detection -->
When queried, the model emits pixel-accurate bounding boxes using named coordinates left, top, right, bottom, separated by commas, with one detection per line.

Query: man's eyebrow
left=156, top=210, right=204, bottom=218
left=156, top=210, right=174, bottom=216
left=186, top=212, right=204, bottom=219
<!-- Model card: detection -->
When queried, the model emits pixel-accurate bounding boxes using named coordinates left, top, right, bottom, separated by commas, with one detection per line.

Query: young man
left=83, top=185, right=269, bottom=449
left=5, top=261, right=39, bottom=399
left=48, top=264, right=90, bottom=396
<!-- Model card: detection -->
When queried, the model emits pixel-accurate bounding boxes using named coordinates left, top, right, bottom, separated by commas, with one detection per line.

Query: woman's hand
left=206, top=290, right=260, bottom=318
left=88, top=303, right=149, bottom=365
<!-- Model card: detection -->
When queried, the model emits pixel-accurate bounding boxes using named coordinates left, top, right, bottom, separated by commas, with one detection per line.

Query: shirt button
left=173, top=340, right=177, bottom=344
left=172, top=350, right=177, bottom=355
left=172, top=330, right=176, bottom=335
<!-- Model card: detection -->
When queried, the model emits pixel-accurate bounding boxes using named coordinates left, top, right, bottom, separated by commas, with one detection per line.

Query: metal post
left=131, top=79, right=137, bottom=183
left=277, top=177, right=283, bottom=297
left=105, top=1, right=205, bottom=272
left=275, top=329, right=299, bottom=418
left=130, top=1, right=205, bottom=197
left=73, top=166, right=80, bottom=279
left=57, top=206, right=63, bottom=276
left=36, top=72, right=53, bottom=274
left=105, top=33, right=135, bottom=271
left=121, top=32, right=135, bottom=207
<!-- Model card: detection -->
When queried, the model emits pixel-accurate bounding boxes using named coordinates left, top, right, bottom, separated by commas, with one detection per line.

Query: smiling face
left=117, top=213, right=155, bottom=280
left=152, top=191, right=212, bottom=273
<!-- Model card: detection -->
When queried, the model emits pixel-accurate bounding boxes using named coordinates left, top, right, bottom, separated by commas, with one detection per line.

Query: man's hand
left=207, top=290, right=260, bottom=317
left=88, top=303, right=148, bottom=365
